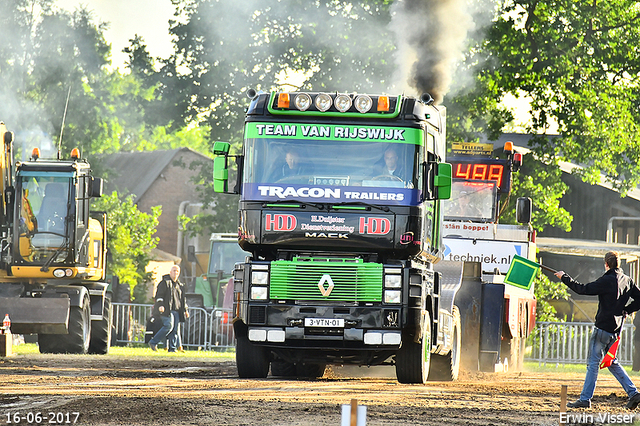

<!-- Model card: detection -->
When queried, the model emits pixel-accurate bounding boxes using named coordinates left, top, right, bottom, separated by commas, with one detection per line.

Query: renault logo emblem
left=318, top=274, right=335, bottom=297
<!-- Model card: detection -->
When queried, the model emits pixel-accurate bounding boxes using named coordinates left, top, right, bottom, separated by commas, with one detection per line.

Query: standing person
left=149, top=265, right=189, bottom=352
left=554, top=251, right=640, bottom=409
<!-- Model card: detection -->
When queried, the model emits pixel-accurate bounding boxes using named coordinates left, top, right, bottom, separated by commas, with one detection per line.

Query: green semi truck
left=213, top=91, right=455, bottom=383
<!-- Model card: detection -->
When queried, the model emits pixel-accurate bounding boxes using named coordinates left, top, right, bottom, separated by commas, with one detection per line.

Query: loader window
left=16, top=172, right=72, bottom=264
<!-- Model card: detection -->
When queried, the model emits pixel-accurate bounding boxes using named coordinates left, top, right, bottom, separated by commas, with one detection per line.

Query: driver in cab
left=372, top=147, right=407, bottom=183
left=273, top=149, right=312, bottom=181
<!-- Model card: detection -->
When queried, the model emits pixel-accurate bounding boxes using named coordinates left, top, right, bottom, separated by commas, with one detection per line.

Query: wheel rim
left=422, top=315, right=431, bottom=381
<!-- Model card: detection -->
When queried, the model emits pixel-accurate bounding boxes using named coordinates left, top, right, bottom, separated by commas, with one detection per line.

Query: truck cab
left=214, top=91, right=455, bottom=383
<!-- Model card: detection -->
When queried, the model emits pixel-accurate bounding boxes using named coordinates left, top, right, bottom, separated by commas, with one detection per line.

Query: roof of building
left=97, top=148, right=211, bottom=202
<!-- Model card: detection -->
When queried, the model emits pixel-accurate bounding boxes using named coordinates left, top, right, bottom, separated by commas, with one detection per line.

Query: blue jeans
left=580, top=328, right=638, bottom=401
left=149, top=311, right=179, bottom=350
left=166, top=311, right=180, bottom=352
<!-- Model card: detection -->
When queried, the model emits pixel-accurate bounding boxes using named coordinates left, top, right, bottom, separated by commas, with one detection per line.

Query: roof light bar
left=355, top=95, right=373, bottom=113
left=334, top=94, right=352, bottom=112
left=294, top=93, right=312, bottom=111
left=315, top=93, right=332, bottom=112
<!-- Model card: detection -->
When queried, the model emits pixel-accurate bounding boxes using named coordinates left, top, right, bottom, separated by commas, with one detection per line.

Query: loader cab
left=11, top=158, right=104, bottom=278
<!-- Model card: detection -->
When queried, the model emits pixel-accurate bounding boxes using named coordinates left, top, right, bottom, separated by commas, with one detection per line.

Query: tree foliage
left=479, top=0, right=640, bottom=196
left=92, top=192, right=161, bottom=302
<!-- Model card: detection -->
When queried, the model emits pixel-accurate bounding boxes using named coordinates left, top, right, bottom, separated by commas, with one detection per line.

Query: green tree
left=159, top=0, right=395, bottom=237
left=476, top=0, right=640, bottom=194
left=92, top=192, right=161, bottom=303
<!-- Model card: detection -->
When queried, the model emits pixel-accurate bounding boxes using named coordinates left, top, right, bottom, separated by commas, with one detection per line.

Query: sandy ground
left=2, top=354, right=640, bottom=426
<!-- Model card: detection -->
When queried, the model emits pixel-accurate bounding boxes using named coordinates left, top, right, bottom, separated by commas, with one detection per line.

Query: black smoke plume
left=390, top=0, right=472, bottom=104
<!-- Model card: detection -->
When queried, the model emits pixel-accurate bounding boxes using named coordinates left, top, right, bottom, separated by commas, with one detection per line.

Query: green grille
left=269, top=257, right=383, bottom=302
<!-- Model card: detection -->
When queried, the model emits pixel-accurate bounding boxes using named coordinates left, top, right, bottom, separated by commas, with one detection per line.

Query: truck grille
left=269, top=258, right=383, bottom=302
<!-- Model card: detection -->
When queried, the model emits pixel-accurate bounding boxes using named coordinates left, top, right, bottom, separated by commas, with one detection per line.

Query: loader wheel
left=428, top=306, right=461, bottom=381
left=235, top=334, right=270, bottom=378
left=38, top=293, right=91, bottom=354
left=88, top=296, right=112, bottom=354
left=395, top=310, right=431, bottom=384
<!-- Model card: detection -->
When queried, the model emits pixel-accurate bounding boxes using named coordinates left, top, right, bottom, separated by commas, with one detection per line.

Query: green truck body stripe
left=245, top=122, right=424, bottom=146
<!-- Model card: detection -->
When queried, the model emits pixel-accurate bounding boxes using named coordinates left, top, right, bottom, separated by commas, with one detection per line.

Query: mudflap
left=453, top=268, right=483, bottom=372
left=478, top=284, right=505, bottom=372
left=0, top=297, right=70, bottom=334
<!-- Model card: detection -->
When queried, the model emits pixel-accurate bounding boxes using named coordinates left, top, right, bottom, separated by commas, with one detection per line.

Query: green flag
left=504, top=255, right=540, bottom=290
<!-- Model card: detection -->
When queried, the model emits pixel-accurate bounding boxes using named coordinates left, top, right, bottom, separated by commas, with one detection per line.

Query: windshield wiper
left=261, top=199, right=326, bottom=210
left=40, top=240, right=69, bottom=272
left=330, top=201, right=390, bottom=212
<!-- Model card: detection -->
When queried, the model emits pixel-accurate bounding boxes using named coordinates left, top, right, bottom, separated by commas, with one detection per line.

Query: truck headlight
left=251, top=286, right=268, bottom=300
left=384, top=290, right=401, bottom=304
left=251, top=271, right=268, bottom=285
left=384, top=274, right=401, bottom=288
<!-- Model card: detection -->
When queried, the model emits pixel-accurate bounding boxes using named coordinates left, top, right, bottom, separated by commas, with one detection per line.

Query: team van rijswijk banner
left=242, top=122, right=423, bottom=206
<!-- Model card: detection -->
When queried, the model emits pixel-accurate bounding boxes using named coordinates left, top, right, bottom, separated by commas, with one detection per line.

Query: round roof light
left=294, top=93, right=312, bottom=111
left=334, top=94, right=352, bottom=112
left=354, top=95, right=373, bottom=113
left=315, top=93, right=332, bottom=112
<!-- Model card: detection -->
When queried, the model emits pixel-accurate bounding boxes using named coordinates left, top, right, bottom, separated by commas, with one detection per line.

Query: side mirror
left=213, top=141, right=231, bottom=155
left=90, top=177, right=104, bottom=198
left=516, top=197, right=532, bottom=224
left=213, top=156, right=229, bottom=193
left=434, top=162, right=452, bottom=200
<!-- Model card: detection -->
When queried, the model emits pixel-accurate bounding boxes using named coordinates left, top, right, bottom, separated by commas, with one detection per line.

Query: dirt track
left=2, top=353, right=640, bottom=426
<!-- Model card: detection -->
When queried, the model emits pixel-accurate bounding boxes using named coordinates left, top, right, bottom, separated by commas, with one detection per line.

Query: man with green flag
left=554, top=251, right=640, bottom=410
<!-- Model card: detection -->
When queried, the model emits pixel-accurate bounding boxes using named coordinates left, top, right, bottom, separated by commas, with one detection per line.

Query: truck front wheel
left=428, top=306, right=461, bottom=381
left=88, top=296, right=112, bottom=354
left=395, top=310, right=431, bottom=384
left=38, top=293, right=91, bottom=354
left=236, top=334, right=270, bottom=378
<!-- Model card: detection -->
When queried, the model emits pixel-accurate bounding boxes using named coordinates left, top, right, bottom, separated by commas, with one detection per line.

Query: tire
left=395, top=310, right=432, bottom=384
left=429, top=306, right=461, bottom=381
left=38, top=293, right=91, bottom=354
left=271, top=360, right=297, bottom=377
left=235, top=334, right=270, bottom=378
left=88, top=296, right=112, bottom=354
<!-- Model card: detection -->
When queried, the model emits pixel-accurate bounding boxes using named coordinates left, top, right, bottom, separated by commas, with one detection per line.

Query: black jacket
left=561, top=268, right=637, bottom=334
left=154, top=274, right=188, bottom=322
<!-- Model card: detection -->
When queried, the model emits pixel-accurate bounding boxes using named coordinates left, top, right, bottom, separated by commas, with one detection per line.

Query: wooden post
left=350, top=399, right=358, bottom=426
left=560, top=385, right=567, bottom=426
left=0, top=332, right=12, bottom=357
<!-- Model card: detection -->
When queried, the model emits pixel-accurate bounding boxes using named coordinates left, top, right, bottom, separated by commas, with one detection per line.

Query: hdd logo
left=317, top=274, right=335, bottom=297
left=265, top=214, right=297, bottom=231
left=358, top=217, right=391, bottom=235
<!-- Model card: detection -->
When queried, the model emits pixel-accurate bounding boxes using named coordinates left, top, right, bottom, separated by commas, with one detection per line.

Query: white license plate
left=304, top=318, right=345, bottom=328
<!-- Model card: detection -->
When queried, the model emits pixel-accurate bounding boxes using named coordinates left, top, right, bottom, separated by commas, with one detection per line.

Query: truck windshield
left=208, top=241, right=249, bottom=275
left=443, top=181, right=496, bottom=222
left=16, top=173, right=72, bottom=263
left=242, top=136, right=423, bottom=206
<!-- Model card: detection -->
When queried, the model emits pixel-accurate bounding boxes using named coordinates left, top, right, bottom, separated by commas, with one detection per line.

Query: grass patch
left=12, top=343, right=235, bottom=360
left=524, top=361, right=640, bottom=377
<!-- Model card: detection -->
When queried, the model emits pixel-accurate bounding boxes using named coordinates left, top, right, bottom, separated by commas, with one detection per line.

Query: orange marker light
left=504, top=141, right=514, bottom=153
left=277, top=93, right=290, bottom=109
left=70, top=148, right=80, bottom=159
left=31, top=147, right=40, bottom=160
left=377, top=96, right=390, bottom=112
